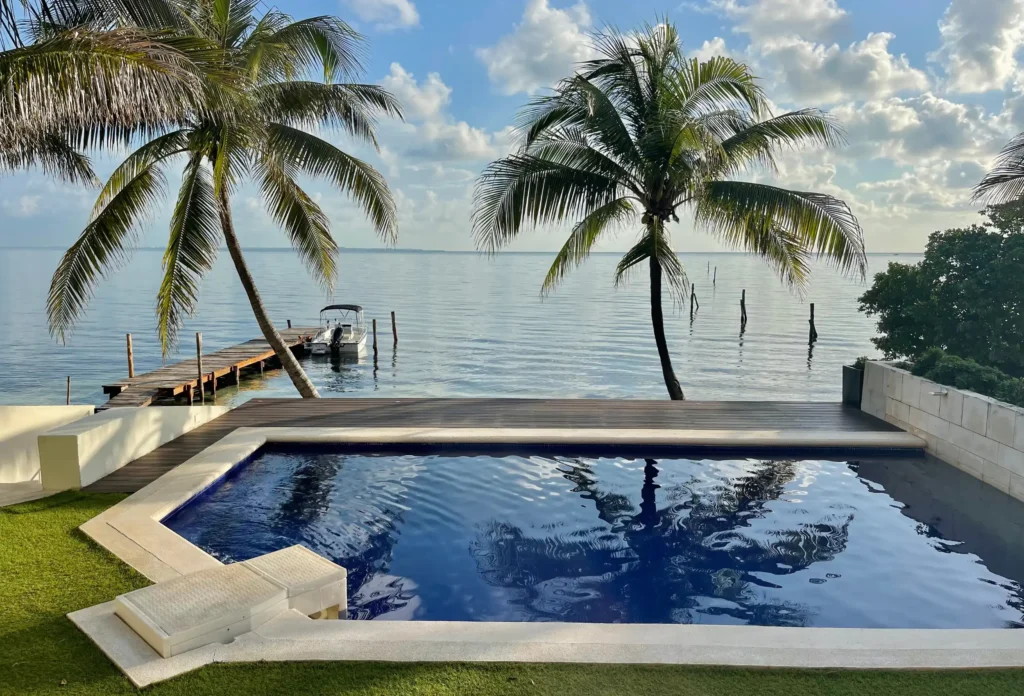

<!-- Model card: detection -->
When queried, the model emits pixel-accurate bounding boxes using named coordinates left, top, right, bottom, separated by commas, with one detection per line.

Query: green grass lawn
left=2, top=491, right=1022, bottom=695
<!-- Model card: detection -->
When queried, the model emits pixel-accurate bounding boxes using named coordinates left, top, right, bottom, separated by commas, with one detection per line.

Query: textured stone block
left=919, top=386, right=942, bottom=418
left=998, top=444, right=1024, bottom=478
left=938, top=389, right=964, bottom=425
left=956, top=449, right=985, bottom=478
left=987, top=403, right=1018, bottom=447
left=884, top=369, right=903, bottom=401
left=982, top=460, right=1012, bottom=494
left=901, top=375, right=922, bottom=409
left=962, top=394, right=989, bottom=436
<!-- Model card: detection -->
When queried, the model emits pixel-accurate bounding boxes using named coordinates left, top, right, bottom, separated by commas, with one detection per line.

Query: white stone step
left=114, top=545, right=346, bottom=658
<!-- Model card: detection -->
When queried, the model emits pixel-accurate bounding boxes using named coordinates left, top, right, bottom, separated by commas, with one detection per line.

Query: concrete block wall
left=862, top=361, right=1024, bottom=501
left=0, top=405, right=95, bottom=483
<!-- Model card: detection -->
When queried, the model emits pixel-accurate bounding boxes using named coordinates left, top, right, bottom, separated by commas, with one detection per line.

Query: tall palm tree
left=472, top=23, right=866, bottom=400
left=974, top=133, right=1024, bottom=204
left=47, top=0, right=402, bottom=398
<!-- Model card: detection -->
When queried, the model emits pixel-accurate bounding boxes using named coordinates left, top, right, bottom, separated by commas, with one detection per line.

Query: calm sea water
left=0, top=248, right=918, bottom=405
left=166, top=446, right=1024, bottom=628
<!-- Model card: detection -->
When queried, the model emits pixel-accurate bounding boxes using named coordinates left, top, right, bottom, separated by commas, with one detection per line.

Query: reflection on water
left=166, top=448, right=1024, bottom=628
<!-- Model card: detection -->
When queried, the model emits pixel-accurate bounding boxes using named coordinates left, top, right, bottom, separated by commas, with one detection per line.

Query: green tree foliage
left=472, top=22, right=866, bottom=400
left=859, top=201, right=1024, bottom=377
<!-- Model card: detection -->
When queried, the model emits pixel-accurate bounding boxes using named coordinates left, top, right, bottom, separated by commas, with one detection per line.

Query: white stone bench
left=114, top=546, right=346, bottom=658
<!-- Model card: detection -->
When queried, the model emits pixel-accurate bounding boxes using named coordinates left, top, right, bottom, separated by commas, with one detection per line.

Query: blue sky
left=3, top=0, right=1023, bottom=252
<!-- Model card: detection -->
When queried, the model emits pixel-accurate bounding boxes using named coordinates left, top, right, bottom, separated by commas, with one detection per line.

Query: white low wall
left=0, top=406, right=95, bottom=484
left=38, top=406, right=229, bottom=490
left=862, top=361, right=1024, bottom=501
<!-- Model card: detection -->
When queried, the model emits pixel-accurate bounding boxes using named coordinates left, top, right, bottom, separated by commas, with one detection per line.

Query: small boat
left=304, top=304, right=367, bottom=356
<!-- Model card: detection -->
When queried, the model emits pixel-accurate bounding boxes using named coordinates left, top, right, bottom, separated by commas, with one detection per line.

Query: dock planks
left=101, top=328, right=317, bottom=408
left=84, top=398, right=901, bottom=493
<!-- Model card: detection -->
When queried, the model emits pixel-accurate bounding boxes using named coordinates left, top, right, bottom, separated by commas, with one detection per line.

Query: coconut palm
left=47, top=0, right=402, bottom=398
left=1, top=0, right=219, bottom=184
left=472, top=23, right=866, bottom=400
left=974, top=133, right=1024, bottom=204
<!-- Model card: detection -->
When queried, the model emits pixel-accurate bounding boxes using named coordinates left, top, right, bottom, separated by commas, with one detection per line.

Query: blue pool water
left=165, top=446, right=1024, bottom=628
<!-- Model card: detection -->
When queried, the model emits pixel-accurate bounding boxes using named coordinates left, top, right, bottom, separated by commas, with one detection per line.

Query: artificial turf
left=2, top=490, right=1022, bottom=695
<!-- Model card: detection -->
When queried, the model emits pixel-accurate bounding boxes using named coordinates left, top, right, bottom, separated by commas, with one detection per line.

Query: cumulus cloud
left=931, top=0, right=1024, bottom=94
left=380, top=63, right=450, bottom=120
left=761, top=33, right=929, bottom=104
left=689, top=37, right=734, bottom=62
left=2, top=194, right=41, bottom=217
left=707, top=0, right=847, bottom=41
left=476, top=0, right=596, bottom=95
left=344, top=0, right=419, bottom=30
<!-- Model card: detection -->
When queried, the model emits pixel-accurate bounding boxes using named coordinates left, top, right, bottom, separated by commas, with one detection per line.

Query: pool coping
left=73, top=425, right=1024, bottom=687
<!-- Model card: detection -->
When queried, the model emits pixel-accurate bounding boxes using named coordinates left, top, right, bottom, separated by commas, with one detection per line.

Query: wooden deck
left=101, top=328, right=317, bottom=408
left=83, top=398, right=900, bottom=493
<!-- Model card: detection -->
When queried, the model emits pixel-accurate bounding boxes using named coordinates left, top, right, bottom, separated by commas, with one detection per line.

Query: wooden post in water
left=713, top=267, right=717, bottom=286
left=126, top=333, right=135, bottom=378
left=259, top=360, right=264, bottom=376
left=740, top=289, right=748, bottom=328
left=195, top=332, right=204, bottom=404
left=66, top=376, right=71, bottom=405
left=372, top=318, right=379, bottom=364
left=210, top=371, right=216, bottom=400
left=391, top=311, right=398, bottom=346
left=287, top=319, right=292, bottom=329
left=230, top=365, right=239, bottom=386
left=690, top=288, right=699, bottom=320
left=809, top=303, right=819, bottom=344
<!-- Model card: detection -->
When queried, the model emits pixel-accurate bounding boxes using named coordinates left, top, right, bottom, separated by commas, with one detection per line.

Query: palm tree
left=1, top=0, right=216, bottom=184
left=472, top=23, right=866, bottom=400
left=974, top=133, right=1024, bottom=204
left=47, top=0, right=402, bottom=398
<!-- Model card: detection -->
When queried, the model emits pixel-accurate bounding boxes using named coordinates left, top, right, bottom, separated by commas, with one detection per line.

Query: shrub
left=911, top=348, right=1024, bottom=408
left=859, top=200, right=1024, bottom=378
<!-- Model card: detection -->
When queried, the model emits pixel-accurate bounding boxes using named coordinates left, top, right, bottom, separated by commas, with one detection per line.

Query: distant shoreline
left=0, top=247, right=923, bottom=256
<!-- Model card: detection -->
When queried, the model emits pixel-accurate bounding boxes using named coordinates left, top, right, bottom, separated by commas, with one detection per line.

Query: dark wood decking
left=101, top=328, right=317, bottom=408
left=83, top=399, right=898, bottom=493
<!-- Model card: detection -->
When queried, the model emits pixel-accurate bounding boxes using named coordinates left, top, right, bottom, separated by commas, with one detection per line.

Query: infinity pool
left=164, top=446, right=1024, bottom=628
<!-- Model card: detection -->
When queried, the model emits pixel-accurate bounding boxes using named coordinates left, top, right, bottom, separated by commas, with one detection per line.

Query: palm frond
left=696, top=181, right=866, bottom=278
left=93, top=129, right=187, bottom=214
left=714, top=109, right=844, bottom=176
left=265, top=123, right=397, bottom=243
left=472, top=154, right=624, bottom=253
left=48, top=147, right=168, bottom=342
left=613, top=224, right=688, bottom=305
left=973, top=132, right=1024, bottom=204
left=246, top=15, right=364, bottom=84
left=157, top=155, right=221, bottom=353
left=542, top=198, right=635, bottom=294
left=257, top=81, right=401, bottom=147
left=0, top=130, right=95, bottom=183
left=670, top=56, right=769, bottom=121
left=256, top=153, right=337, bottom=292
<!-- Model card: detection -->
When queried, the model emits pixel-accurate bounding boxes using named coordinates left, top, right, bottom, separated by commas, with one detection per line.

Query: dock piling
left=690, top=288, right=699, bottom=320
left=195, top=332, right=204, bottom=404
left=391, top=311, right=398, bottom=346
left=126, top=333, right=135, bottom=378
left=809, top=303, right=819, bottom=344
left=740, top=289, right=748, bottom=328
left=713, top=267, right=717, bottom=286
left=372, top=318, right=379, bottom=363
left=66, top=376, right=70, bottom=405
left=287, top=319, right=292, bottom=329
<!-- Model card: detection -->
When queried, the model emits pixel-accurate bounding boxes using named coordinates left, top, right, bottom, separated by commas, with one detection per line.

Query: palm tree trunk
left=649, top=256, right=685, bottom=400
left=217, top=189, right=321, bottom=398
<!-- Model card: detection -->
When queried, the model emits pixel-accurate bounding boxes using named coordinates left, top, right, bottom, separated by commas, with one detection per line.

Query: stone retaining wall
left=861, top=361, right=1024, bottom=501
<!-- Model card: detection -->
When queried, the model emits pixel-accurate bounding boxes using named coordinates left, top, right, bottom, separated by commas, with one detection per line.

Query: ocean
left=0, top=248, right=918, bottom=406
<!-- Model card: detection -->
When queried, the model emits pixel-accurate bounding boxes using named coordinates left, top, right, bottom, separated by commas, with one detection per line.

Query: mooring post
left=210, top=371, right=216, bottom=400
left=713, top=267, right=717, bottom=286
left=809, top=303, right=818, bottom=344
left=391, top=311, right=398, bottom=346
left=372, top=318, right=379, bottom=362
left=259, top=360, right=264, bottom=376
left=66, top=376, right=71, bottom=405
left=126, top=333, right=135, bottom=378
left=230, top=365, right=239, bottom=386
left=690, top=288, right=699, bottom=320
left=195, top=332, right=204, bottom=404
left=287, top=319, right=292, bottom=329
left=740, top=289, right=748, bottom=327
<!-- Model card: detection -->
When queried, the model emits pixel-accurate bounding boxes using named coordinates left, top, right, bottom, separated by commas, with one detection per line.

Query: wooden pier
left=101, top=327, right=316, bottom=408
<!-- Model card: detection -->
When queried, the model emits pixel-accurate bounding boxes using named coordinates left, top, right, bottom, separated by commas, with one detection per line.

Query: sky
left=3, top=0, right=1024, bottom=253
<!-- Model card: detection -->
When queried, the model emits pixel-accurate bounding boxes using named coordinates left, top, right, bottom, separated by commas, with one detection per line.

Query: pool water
left=164, top=446, right=1024, bottom=628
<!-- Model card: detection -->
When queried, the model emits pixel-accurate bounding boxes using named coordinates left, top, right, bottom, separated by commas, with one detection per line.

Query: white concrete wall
left=38, top=406, right=229, bottom=490
left=862, top=361, right=1024, bottom=501
left=0, top=406, right=95, bottom=483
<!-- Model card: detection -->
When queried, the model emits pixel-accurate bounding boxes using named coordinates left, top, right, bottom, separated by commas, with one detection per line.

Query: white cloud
left=832, top=93, right=1004, bottom=165
left=761, top=33, right=929, bottom=104
left=380, top=63, right=450, bottom=120
left=376, top=64, right=503, bottom=162
left=344, top=0, right=419, bottom=30
left=931, top=0, right=1024, bottom=94
left=476, top=0, right=596, bottom=95
left=707, top=0, right=847, bottom=41
left=2, top=194, right=41, bottom=217
left=690, top=37, right=733, bottom=62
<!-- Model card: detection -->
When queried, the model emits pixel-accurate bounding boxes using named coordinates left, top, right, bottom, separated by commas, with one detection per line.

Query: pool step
left=114, top=545, right=346, bottom=658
